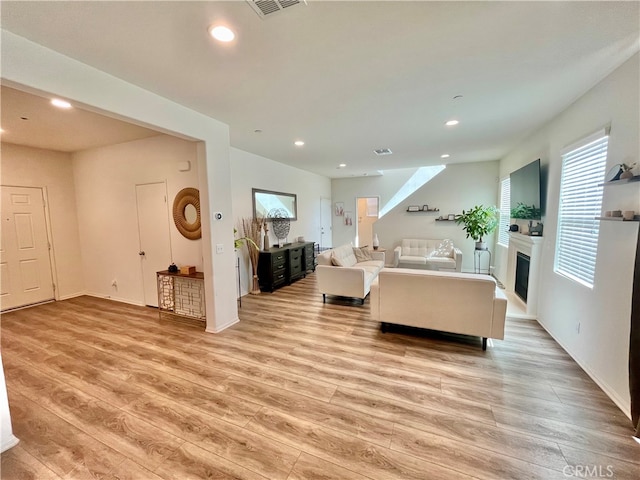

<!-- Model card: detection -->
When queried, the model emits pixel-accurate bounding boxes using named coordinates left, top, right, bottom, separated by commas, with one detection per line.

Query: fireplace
left=515, top=252, right=531, bottom=302
left=506, top=233, right=543, bottom=318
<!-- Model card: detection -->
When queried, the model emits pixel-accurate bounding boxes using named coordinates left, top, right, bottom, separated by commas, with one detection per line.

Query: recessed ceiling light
left=51, top=98, right=72, bottom=109
left=441, top=154, right=450, bottom=158
left=254, top=129, right=262, bottom=133
left=453, top=95, right=463, bottom=100
left=445, top=120, right=459, bottom=126
left=294, top=140, right=305, bottom=146
left=338, top=163, right=347, bottom=168
left=209, top=25, right=235, bottom=42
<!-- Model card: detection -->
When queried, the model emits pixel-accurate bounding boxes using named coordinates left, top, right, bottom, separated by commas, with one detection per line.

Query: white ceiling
left=1, top=1, right=639, bottom=178
left=0, top=86, right=162, bottom=152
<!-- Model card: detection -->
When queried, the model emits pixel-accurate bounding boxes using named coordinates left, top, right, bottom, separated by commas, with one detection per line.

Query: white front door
left=0, top=186, right=55, bottom=311
left=320, top=197, right=332, bottom=250
left=136, top=182, right=172, bottom=307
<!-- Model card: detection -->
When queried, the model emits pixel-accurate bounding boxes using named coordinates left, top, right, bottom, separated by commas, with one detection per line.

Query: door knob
left=139, top=251, right=145, bottom=256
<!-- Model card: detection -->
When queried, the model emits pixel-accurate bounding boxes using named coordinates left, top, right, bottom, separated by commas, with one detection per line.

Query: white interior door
left=0, top=186, right=55, bottom=311
left=320, top=197, right=332, bottom=250
left=136, top=182, right=172, bottom=307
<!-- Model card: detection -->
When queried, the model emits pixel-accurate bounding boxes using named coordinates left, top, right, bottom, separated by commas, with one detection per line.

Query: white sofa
left=316, top=244, right=385, bottom=304
left=393, top=238, right=462, bottom=271
left=370, top=268, right=507, bottom=350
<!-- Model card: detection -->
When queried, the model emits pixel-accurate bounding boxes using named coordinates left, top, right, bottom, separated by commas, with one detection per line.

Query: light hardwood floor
left=1, top=273, right=638, bottom=479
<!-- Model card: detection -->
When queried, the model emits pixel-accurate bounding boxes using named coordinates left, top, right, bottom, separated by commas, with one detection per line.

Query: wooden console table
left=156, top=270, right=206, bottom=321
left=258, top=242, right=315, bottom=292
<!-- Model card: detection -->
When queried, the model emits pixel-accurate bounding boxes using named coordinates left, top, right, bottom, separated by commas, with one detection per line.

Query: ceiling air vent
left=374, top=148, right=393, bottom=156
left=247, top=0, right=306, bottom=19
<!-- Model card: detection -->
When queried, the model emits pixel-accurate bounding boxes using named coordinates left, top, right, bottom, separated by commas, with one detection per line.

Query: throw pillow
left=352, top=246, right=373, bottom=263
left=332, top=244, right=358, bottom=267
left=331, top=251, right=344, bottom=266
left=432, top=239, right=454, bottom=258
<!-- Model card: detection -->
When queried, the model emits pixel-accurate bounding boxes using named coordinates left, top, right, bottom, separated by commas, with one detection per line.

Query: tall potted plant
left=455, top=205, right=499, bottom=250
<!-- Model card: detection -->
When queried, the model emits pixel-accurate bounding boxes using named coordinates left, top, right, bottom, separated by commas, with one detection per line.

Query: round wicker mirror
left=173, top=187, right=201, bottom=240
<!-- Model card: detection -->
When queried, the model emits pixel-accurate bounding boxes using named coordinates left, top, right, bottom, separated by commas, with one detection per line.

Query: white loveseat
left=316, top=244, right=385, bottom=304
left=393, top=238, right=462, bottom=271
left=370, top=268, right=507, bottom=350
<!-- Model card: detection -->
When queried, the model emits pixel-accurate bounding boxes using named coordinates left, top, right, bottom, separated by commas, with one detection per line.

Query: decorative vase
left=621, top=170, right=634, bottom=180
left=263, top=232, right=270, bottom=250
left=373, top=234, right=380, bottom=250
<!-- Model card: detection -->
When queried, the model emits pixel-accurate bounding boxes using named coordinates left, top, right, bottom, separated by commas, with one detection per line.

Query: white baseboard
left=536, top=317, right=631, bottom=420
left=1, top=435, right=19, bottom=453
left=84, top=292, right=145, bottom=307
left=206, top=316, right=240, bottom=334
left=58, top=291, right=87, bottom=301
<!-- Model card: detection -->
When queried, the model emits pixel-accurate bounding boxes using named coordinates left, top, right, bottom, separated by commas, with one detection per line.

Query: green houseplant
left=234, top=228, right=258, bottom=250
left=455, top=205, right=499, bottom=250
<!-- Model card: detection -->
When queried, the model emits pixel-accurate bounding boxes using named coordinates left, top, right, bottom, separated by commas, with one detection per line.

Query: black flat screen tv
left=510, top=159, right=542, bottom=220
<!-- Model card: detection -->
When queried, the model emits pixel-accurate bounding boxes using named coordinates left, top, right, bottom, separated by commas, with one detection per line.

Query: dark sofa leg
left=482, top=337, right=487, bottom=351
left=361, top=298, right=365, bottom=305
left=323, top=294, right=326, bottom=303
left=381, top=322, right=387, bottom=333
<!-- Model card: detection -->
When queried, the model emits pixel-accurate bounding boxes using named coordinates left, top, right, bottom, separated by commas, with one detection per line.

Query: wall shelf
left=406, top=206, right=440, bottom=213
left=596, top=216, right=640, bottom=222
left=599, top=175, right=640, bottom=187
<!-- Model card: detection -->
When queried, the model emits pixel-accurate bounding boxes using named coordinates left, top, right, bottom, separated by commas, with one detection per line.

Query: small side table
left=236, top=255, right=241, bottom=308
left=157, top=270, right=206, bottom=321
left=474, top=248, right=491, bottom=275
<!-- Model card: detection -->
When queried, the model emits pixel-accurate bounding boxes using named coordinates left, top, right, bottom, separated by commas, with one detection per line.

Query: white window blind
left=498, top=177, right=511, bottom=246
left=555, top=132, right=608, bottom=288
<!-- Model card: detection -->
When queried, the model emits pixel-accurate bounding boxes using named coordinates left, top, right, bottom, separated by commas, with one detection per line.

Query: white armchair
left=393, top=238, right=462, bottom=271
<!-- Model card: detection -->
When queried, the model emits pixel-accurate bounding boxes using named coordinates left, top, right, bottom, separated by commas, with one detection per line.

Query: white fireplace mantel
left=506, top=233, right=545, bottom=318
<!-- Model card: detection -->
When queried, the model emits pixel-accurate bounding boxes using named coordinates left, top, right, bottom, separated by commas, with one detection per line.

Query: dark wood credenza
left=258, top=242, right=316, bottom=292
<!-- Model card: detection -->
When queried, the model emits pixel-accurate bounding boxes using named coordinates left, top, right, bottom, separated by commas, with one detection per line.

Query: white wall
left=332, top=162, right=500, bottom=272
left=72, top=135, right=201, bottom=304
left=230, top=147, right=331, bottom=295
left=2, top=30, right=237, bottom=333
left=0, top=143, right=85, bottom=299
left=497, top=53, right=639, bottom=417
left=357, top=197, right=377, bottom=248
left=331, top=168, right=422, bottom=248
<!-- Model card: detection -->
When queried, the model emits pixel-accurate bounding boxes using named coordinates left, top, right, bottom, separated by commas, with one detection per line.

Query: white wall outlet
left=216, top=244, right=224, bottom=254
